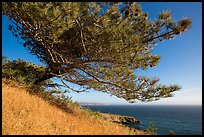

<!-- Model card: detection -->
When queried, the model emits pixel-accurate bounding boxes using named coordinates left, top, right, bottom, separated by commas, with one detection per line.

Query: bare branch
left=143, top=30, right=175, bottom=44
left=61, top=79, right=89, bottom=93
left=78, top=67, right=132, bottom=92
left=75, top=18, right=87, bottom=53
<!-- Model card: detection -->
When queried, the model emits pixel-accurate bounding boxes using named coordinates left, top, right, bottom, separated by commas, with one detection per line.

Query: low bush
left=2, top=56, right=77, bottom=114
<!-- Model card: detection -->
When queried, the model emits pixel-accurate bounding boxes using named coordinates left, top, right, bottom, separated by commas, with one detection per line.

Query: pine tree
left=2, top=2, right=191, bottom=102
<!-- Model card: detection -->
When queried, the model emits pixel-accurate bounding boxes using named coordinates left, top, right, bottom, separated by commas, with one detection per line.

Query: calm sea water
left=82, top=105, right=202, bottom=135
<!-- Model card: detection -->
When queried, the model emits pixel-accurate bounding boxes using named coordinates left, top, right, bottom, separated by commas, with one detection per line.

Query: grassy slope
left=2, top=81, right=144, bottom=135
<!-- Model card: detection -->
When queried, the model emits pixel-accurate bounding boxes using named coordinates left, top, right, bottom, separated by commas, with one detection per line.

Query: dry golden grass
left=2, top=81, right=144, bottom=135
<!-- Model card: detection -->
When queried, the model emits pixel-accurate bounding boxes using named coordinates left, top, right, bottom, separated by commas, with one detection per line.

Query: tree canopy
left=2, top=2, right=191, bottom=103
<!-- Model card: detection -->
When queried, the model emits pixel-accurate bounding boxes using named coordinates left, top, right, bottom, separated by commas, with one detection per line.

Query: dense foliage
left=2, top=2, right=191, bottom=102
left=2, top=56, right=47, bottom=87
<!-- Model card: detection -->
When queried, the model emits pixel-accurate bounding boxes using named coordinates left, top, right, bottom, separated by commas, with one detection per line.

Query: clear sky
left=2, top=2, right=202, bottom=105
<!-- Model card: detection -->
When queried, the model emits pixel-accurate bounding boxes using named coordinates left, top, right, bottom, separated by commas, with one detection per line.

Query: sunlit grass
left=2, top=80, right=144, bottom=135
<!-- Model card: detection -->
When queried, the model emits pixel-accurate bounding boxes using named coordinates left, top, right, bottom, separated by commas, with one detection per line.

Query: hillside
left=2, top=80, right=144, bottom=135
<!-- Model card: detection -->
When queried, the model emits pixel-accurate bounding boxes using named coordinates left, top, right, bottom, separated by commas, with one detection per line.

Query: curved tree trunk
left=33, top=73, right=55, bottom=85
left=33, top=67, right=60, bottom=84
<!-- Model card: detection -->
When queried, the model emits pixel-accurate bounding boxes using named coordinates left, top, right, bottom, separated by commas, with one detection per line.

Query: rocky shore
left=100, top=113, right=140, bottom=125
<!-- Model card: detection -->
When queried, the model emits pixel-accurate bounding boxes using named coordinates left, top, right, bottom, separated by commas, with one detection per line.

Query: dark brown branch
left=34, top=73, right=55, bottom=85
left=77, top=67, right=132, bottom=92
left=60, top=79, right=89, bottom=93
left=143, top=30, right=174, bottom=44
left=78, top=59, right=115, bottom=64
left=144, top=22, right=166, bottom=39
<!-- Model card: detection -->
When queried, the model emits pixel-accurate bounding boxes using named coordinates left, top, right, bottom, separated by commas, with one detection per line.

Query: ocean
left=82, top=105, right=202, bottom=135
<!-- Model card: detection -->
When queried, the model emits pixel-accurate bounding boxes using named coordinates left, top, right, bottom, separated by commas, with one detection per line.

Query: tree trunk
left=33, top=73, right=55, bottom=85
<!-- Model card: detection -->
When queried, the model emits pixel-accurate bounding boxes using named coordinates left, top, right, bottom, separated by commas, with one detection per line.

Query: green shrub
left=2, top=57, right=47, bottom=87
left=84, top=108, right=101, bottom=117
left=144, top=122, right=158, bottom=135
left=2, top=56, right=76, bottom=114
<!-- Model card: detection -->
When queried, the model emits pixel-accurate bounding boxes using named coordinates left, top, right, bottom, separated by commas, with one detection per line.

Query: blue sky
left=2, top=2, right=202, bottom=105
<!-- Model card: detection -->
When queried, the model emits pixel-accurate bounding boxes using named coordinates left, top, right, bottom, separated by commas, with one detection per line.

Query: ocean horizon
left=82, top=105, right=202, bottom=135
